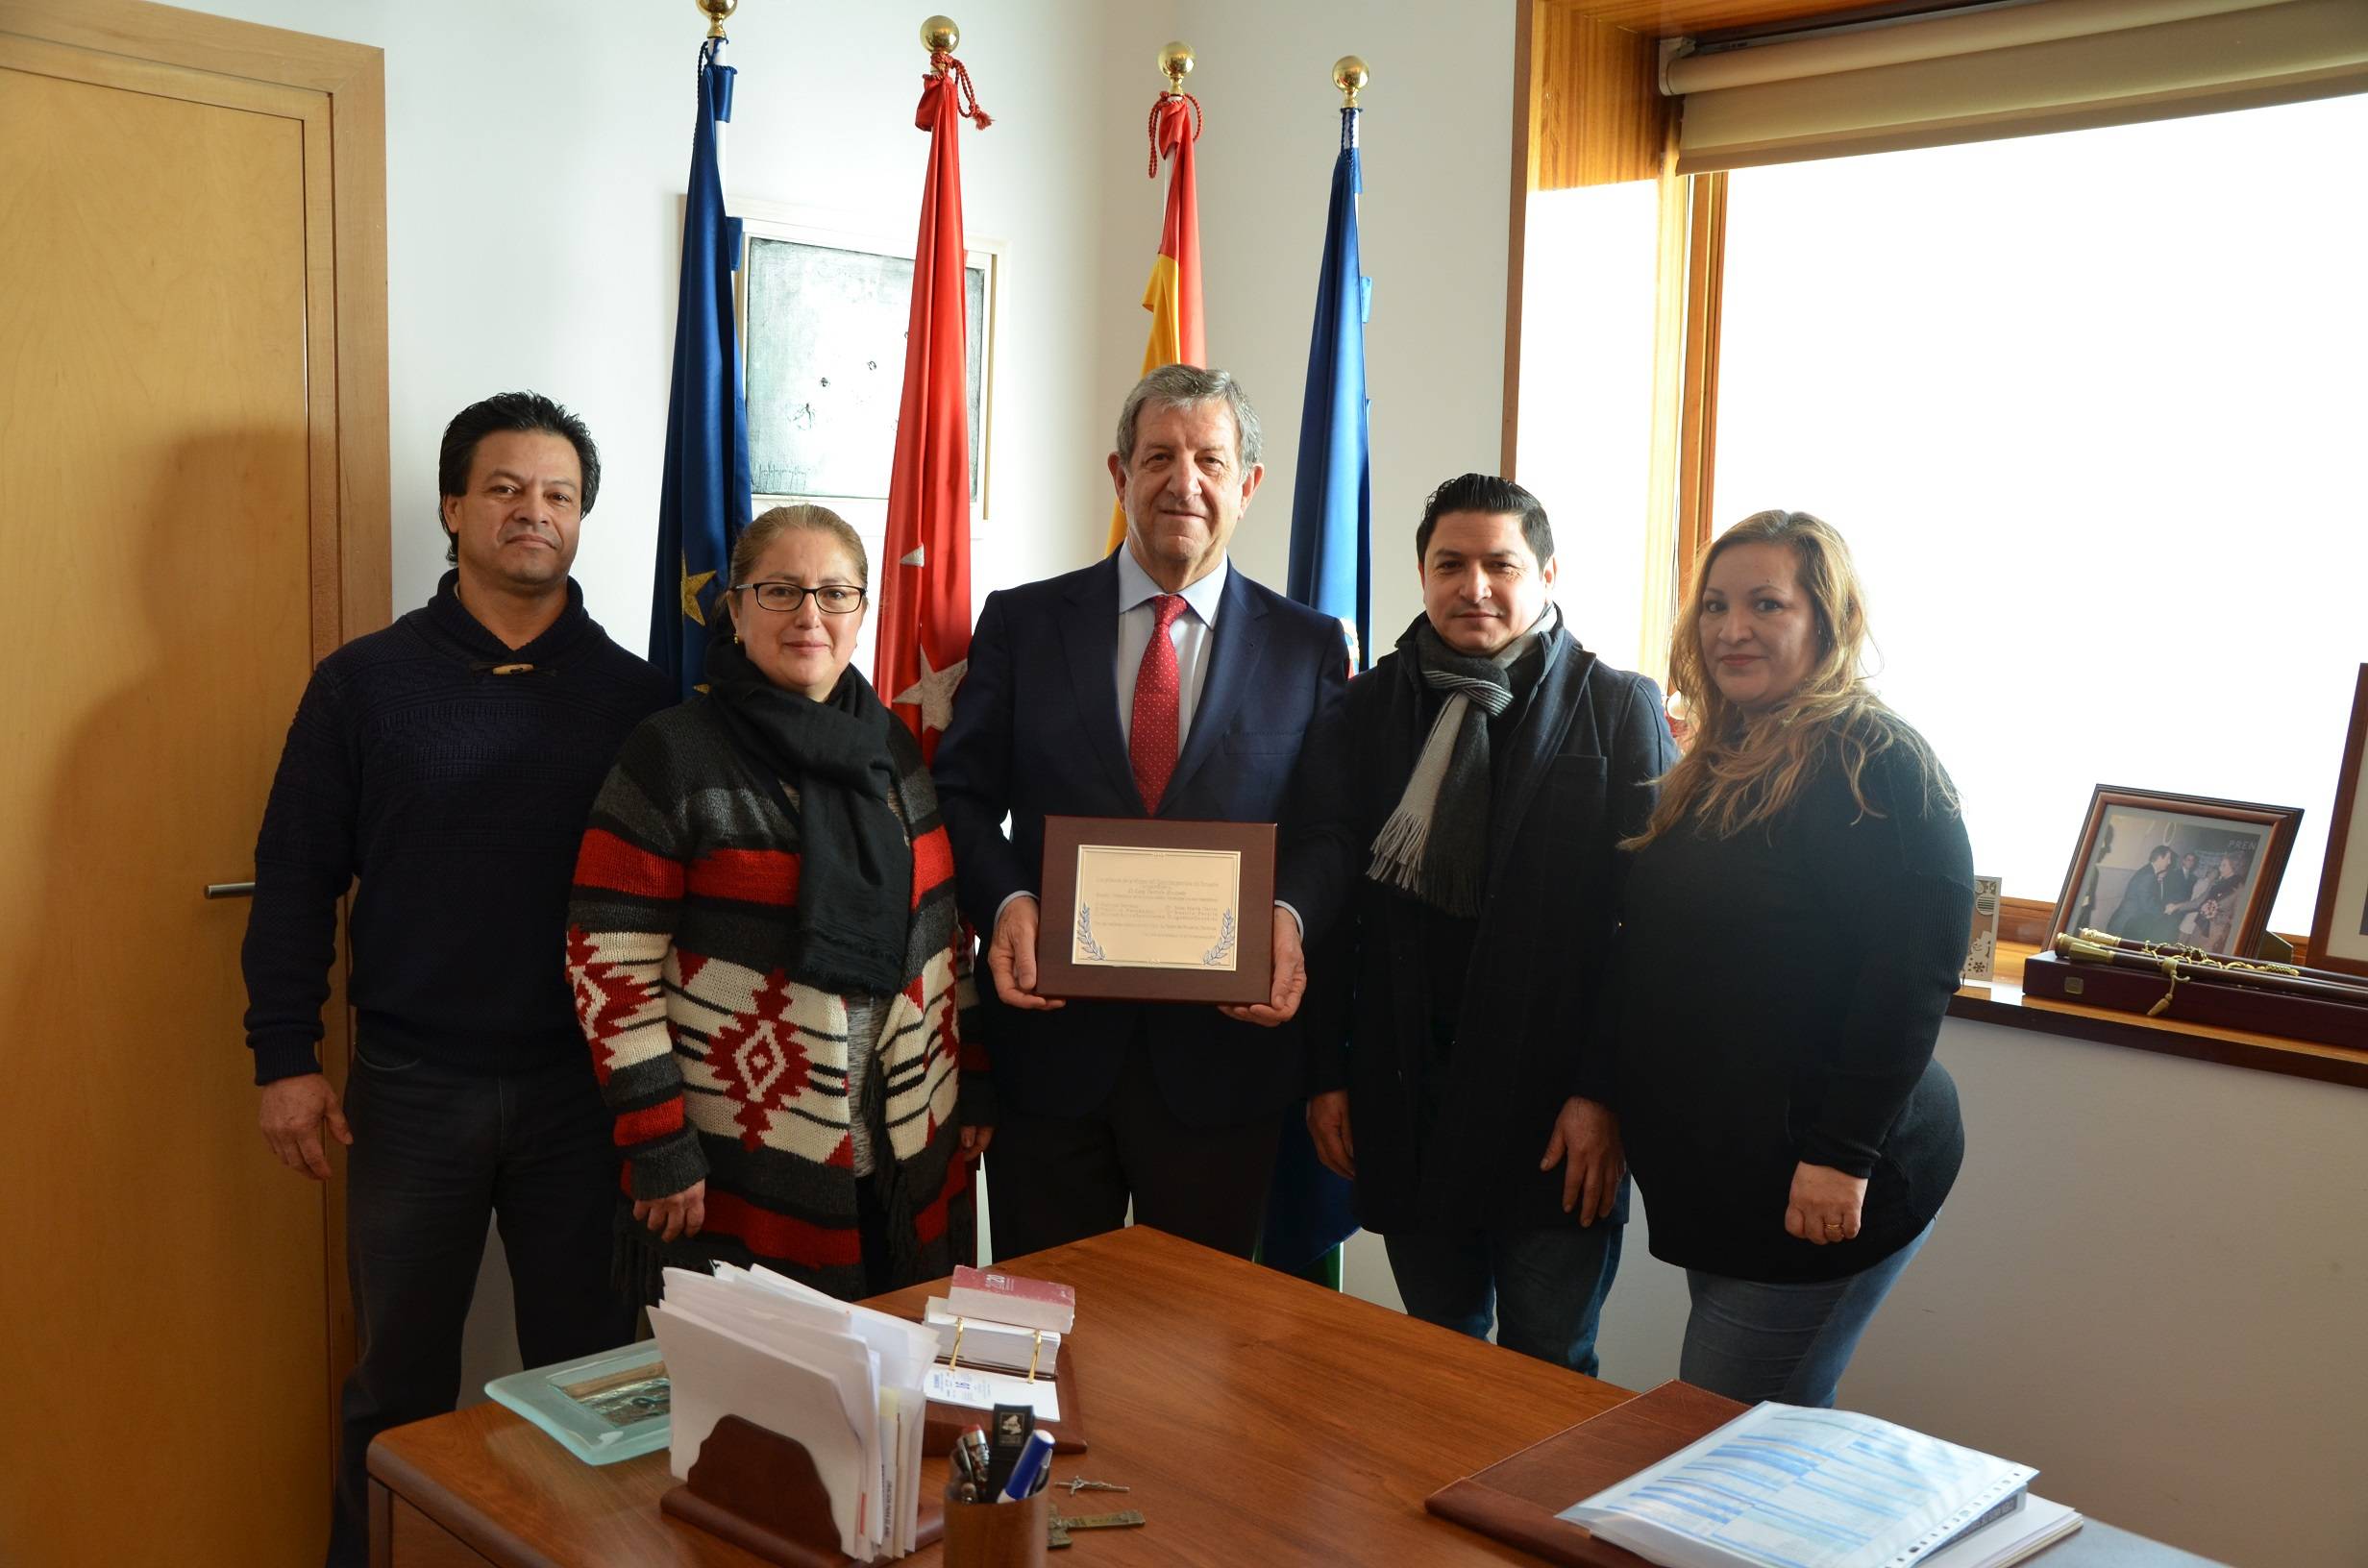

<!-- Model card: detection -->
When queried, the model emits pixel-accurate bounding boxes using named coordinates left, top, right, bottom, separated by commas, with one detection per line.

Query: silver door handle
left=204, top=881, right=256, bottom=899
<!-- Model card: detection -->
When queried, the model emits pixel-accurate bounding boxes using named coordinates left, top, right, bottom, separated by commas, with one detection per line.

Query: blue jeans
left=1385, top=1220, right=1623, bottom=1377
left=327, top=1043, right=636, bottom=1567
left=1679, top=1219, right=1935, bottom=1408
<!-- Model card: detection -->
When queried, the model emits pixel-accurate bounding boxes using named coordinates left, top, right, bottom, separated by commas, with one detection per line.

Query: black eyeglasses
left=735, top=581, right=867, bottom=614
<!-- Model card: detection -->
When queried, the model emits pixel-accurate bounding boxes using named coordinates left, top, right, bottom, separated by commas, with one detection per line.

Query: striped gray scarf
left=1368, top=602, right=1559, bottom=916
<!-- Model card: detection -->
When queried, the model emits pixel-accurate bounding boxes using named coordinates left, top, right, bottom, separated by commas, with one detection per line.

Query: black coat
left=1304, top=619, right=1674, bottom=1233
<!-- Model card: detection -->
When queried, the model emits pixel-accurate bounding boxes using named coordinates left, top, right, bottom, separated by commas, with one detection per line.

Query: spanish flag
left=1107, top=90, right=1205, bottom=555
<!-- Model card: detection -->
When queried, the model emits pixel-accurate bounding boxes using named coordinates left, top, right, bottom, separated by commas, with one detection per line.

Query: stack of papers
left=652, top=1265, right=934, bottom=1561
left=1561, top=1403, right=2081, bottom=1568
left=923, top=1297, right=1062, bottom=1376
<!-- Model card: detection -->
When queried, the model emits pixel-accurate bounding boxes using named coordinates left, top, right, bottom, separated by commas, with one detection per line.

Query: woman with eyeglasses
left=566, top=503, right=991, bottom=1302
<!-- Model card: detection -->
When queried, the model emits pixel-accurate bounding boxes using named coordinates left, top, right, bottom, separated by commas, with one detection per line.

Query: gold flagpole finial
left=1333, top=56, right=1369, bottom=109
left=1158, top=41, right=1195, bottom=92
left=921, top=15, right=959, bottom=54
left=696, top=0, right=736, bottom=39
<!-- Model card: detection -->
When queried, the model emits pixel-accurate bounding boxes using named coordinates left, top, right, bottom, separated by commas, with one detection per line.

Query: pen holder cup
left=941, top=1483, right=1048, bottom=1568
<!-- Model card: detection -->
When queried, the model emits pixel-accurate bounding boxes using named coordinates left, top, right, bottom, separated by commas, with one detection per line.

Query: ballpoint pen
left=997, top=1430, right=1056, bottom=1504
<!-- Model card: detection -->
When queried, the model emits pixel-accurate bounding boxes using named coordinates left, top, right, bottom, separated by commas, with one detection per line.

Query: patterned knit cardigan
left=565, top=696, right=988, bottom=1300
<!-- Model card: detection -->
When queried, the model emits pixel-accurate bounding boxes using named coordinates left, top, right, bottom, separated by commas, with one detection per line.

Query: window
left=1705, top=93, right=2368, bottom=931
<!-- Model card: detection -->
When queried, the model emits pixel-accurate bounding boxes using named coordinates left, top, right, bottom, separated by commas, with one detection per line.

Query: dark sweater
left=241, top=573, right=671, bottom=1083
left=1615, top=726, right=1974, bottom=1283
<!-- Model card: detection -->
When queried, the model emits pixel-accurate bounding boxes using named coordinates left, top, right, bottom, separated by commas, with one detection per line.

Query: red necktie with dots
left=1130, top=594, right=1187, bottom=813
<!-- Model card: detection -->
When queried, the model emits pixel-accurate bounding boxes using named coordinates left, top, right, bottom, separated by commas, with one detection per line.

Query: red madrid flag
left=876, top=60, right=987, bottom=759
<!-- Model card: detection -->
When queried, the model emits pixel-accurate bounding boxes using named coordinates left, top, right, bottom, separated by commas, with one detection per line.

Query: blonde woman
left=1615, top=510, right=1973, bottom=1407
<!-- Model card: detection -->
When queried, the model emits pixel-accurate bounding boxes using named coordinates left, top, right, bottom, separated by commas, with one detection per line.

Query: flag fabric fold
left=876, top=58, right=989, bottom=761
left=1264, top=104, right=1371, bottom=1283
left=1106, top=91, right=1205, bottom=556
left=1285, top=105, right=1373, bottom=673
left=650, top=37, right=753, bottom=700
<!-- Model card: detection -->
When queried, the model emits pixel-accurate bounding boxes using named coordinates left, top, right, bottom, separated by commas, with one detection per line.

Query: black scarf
left=703, top=632, right=911, bottom=995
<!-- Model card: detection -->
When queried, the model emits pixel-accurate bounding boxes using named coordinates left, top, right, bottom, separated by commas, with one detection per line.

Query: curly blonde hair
left=1628, top=509, right=1956, bottom=846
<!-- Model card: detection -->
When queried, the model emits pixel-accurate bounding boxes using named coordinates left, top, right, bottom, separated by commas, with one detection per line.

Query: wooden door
left=0, top=4, right=386, bottom=1563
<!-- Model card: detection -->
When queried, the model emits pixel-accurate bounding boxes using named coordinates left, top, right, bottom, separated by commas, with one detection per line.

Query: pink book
left=948, top=1265, right=1076, bottom=1334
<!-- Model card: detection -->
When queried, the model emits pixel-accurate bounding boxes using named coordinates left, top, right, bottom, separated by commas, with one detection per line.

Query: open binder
left=1427, top=1381, right=1747, bottom=1567
left=1428, top=1382, right=2081, bottom=1568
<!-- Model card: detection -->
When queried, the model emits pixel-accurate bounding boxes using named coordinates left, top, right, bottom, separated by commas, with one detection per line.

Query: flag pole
left=1265, top=53, right=1375, bottom=1292
left=1334, top=53, right=1368, bottom=110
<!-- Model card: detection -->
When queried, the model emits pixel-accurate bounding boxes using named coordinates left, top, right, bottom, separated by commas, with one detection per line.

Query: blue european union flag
left=1267, top=105, right=1371, bottom=1280
left=651, top=37, right=752, bottom=698
left=1285, top=105, right=1371, bottom=674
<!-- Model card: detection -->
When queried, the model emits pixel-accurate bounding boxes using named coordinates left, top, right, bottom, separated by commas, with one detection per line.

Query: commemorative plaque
left=1036, top=816, right=1276, bottom=1004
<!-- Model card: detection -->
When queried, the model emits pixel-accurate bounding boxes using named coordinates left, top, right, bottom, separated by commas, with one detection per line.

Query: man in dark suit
left=1302, top=474, right=1673, bottom=1376
left=933, top=365, right=1350, bottom=1260
left=2106, top=845, right=2178, bottom=942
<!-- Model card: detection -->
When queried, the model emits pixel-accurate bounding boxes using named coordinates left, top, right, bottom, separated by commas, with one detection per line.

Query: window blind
left=1667, top=0, right=2368, bottom=171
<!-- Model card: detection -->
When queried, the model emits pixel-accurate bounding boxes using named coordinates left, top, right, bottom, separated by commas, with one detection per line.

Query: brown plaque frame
left=1036, top=816, right=1274, bottom=1004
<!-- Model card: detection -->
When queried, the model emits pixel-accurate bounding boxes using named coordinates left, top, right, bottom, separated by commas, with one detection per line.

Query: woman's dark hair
left=1414, top=473, right=1554, bottom=567
left=436, top=392, right=601, bottom=563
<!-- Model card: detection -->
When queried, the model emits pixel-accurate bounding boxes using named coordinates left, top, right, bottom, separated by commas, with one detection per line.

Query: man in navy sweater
left=241, top=392, right=670, bottom=1567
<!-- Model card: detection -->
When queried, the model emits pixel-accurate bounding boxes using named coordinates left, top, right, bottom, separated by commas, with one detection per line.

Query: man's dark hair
left=2148, top=844, right=2175, bottom=865
left=436, top=392, right=601, bottom=563
left=1414, top=473, right=1554, bottom=567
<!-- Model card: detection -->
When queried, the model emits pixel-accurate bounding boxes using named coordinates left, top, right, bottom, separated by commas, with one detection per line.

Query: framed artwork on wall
left=2306, top=665, right=2368, bottom=978
left=734, top=212, right=999, bottom=515
left=2047, top=785, right=2304, bottom=959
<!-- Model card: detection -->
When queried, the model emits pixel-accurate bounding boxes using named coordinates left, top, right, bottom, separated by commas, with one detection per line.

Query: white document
left=650, top=1304, right=872, bottom=1559
left=662, top=1267, right=885, bottom=1552
left=924, top=1298, right=1063, bottom=1375
left=1921, top=1496, right=2082, bottom=1568
left=1071, top=844, right=1244, bottom=970
left=1561, top=1403, right=2037, bottom=1568
left=923, top=1363, right=1061, bottom=1421
left=733, top=1264, right=935, bottom=1554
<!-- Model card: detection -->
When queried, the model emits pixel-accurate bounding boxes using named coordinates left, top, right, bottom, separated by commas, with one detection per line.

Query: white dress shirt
left=1113, top=546, right=1227, bottom=747
left=997, top=548, right=1298, bottom=944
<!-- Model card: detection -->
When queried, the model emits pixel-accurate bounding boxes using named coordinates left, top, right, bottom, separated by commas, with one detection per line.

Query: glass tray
left=484, top=1339, right=669, bottom=1466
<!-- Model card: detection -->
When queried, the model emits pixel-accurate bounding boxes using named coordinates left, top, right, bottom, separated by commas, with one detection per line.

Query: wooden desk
left=369, top=1225, right=1631, bottom=1566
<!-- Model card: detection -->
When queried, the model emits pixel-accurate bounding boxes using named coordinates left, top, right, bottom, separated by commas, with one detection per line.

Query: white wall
left=178, top=0, right=1121, bottom=632
left=1111, top=0, right=1520, bottom=650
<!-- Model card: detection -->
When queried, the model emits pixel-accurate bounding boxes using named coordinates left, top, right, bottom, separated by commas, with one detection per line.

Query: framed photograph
left=2046, top=785, right=2303, bottom=958
left=732, top=209, right=1000, bottom=514
left=2306, top=666, right=2368, bottom=978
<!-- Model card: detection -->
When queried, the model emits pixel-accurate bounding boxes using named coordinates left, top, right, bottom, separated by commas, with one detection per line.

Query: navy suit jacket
left=933, top=552, right=1352, bottom=1129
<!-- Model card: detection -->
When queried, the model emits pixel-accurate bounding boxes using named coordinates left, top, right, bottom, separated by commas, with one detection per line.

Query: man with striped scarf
left=1301, top=473, right=1674, bottom=1376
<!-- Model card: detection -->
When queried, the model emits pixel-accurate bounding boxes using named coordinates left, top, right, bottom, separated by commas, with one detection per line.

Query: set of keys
left=1047, top=1478, right=1142, bottom=1550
